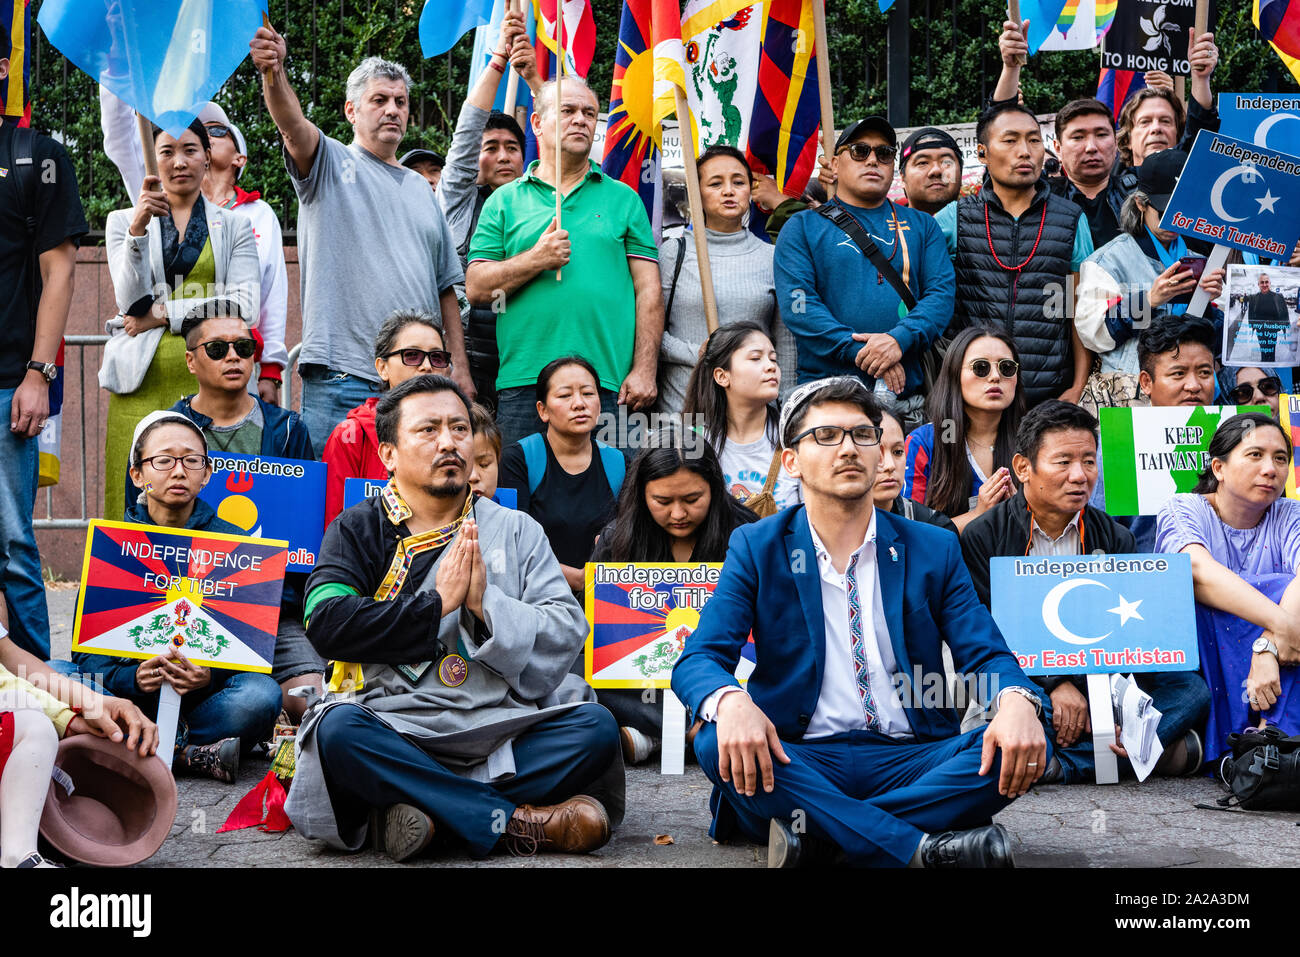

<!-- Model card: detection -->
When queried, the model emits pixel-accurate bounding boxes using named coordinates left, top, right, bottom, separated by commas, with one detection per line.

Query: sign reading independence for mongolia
left=199, top=453, right=325, bottom=572
left=1219, top=93, right=1300, bottom=161
left=584, top=562, right=756, bottom=689
left=1100, top=405, right=1265, bottom=516
left=990, top=554, right=1198, bottom=676
left=1160, top=132, right=1300, bottom=259
left=73, top=521, right=287, bottom=673
left=1101, top=0, right=1195, bottom=74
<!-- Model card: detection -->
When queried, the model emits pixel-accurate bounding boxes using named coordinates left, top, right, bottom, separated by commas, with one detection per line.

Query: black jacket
left=960, top=488, right=1136, bottom=692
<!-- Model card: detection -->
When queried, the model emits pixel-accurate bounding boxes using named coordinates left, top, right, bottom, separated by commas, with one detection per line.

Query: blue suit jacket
left=671, top=505, right=1039, bottom=744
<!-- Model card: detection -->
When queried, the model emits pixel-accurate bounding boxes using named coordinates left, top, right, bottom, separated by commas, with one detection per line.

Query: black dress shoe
left=767, top=818, right=844, bottom=868
left=919, top=823, right=1014, bottom=868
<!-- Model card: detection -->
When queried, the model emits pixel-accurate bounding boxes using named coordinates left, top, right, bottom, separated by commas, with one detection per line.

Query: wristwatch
left=998, top=685, right=1043, bottom=717
left=26, top=361, right=56, bottom=384
left=1253, top=636, right=1279, bottom=657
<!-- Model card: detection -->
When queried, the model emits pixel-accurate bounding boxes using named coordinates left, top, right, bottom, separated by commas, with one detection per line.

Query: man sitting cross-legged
left=671, top=377, right=1050, bottom=868
left=285, top=374, right=622, bottom=861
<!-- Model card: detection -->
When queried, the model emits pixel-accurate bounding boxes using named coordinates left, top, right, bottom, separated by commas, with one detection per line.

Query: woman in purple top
left=1155, top=413, right=1300, bottom=759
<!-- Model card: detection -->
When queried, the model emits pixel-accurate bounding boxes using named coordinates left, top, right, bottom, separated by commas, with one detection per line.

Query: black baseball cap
left=835, top=116, right=897, bottom=152
left=1135, top=149, right=1187, bottom=212
left=400, top=148, right=446, bottom=169
left=899, top=127, right=962, bottom=171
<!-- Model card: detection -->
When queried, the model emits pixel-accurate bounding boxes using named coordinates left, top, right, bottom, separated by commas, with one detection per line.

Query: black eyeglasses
left=193, top=338, right=256, bottom=360
left=205, top=125, right=232, bottom=139
left=968, top=358, right=1020, bottom=379
left=837, top=142, right=897, bottom=164
left=1228, top=376, right=1283, bottom=404
left=381, top=348, right=453, bottom=369
left=139, top=454, right=209, bottom=471
left=791, top=424, right=882, bottom=447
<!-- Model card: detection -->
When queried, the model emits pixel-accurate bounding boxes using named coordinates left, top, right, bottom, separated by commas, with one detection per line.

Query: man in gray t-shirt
left=251, top=25, right=471, bottom=453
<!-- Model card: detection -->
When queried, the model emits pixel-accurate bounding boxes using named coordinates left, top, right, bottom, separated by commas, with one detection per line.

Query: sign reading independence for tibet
left=1100, top=405, right=1265, bottom=515
left=199, top=453, right=326, bottom=572
left=584, top=563, right=755, bottom=689
left=73, top=522, right=287, bottom=673
left=1160, top=131, right=1300, bottom=259
left=1102, top=0, right=1195, bottom=73
left=991, top=554, right=1199, bottom=676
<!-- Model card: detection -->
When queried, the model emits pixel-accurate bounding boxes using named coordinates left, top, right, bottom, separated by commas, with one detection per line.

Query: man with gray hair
left=250, top=26, right=474, bottom=454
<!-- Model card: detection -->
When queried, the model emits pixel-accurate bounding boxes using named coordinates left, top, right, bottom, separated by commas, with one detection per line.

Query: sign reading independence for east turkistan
left=1102, top=0, right=1196, bottom=73
left=991, top=554, right=1199, bottom=676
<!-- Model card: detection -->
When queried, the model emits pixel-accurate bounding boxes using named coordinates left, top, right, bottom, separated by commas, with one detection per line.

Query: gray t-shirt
left=287, top=130, right=464, bottom=382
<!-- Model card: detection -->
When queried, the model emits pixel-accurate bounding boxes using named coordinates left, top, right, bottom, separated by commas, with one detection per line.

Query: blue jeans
left=496, top=386, right=620, bottom=449
left=0, top=388, right=48, bottom=657
left=1052, top=671, right=1211, bottom=784
left=299, top=366, right=380, bottom=460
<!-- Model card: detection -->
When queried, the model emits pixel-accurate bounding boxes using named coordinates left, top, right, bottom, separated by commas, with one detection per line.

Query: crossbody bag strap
left=815, top=203, right=916, bottom=310
left=664, top=234, right=688, bottom=324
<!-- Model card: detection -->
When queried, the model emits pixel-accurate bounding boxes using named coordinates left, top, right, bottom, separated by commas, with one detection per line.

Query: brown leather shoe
left=503, top=795, right=610, bottom=856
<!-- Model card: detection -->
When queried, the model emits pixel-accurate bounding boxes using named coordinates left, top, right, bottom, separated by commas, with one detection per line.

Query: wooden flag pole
left=136, top=112, right=160, bottom=180
left=1179, top=0, right=1210, bottom=105
left=555, top=5, right=564, bottom=281
left=503, top=0, right=521, bottom=114
left=262, top=12, right=276, bottom=89
left=812, top=0, right=836, bottom=199
left=1008, top=0, right=1026, bottom=66
left=674, top=87, right=720, bottom=334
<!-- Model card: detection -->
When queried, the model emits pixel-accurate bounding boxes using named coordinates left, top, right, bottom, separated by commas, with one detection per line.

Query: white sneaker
left=619, top=726, right=658, bottom=765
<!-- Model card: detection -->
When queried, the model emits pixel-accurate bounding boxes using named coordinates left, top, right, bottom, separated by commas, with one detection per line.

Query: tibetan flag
left=1095, top=0, right=1117, bottom=39
left=1254, top=0, right=1300, bottom=85
left=1096, top=66, right=1145, bottom=122
left=1018, top=0, right=1071, bottom=55
left=419, top=0, right=495, bottom=58
left=37, top=0, right=264, bottom=137
left=533, top=0, right=596, bottom=78
left=2, top=0, right=30, bottom=124
left=746, top=0, right=821, bottom=198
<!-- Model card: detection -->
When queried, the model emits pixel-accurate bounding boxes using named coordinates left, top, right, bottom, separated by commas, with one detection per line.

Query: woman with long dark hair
left=591, top=435, right=756, bottom=763
left=904, top=324, right=1026, bottom=531
left=684, top=321, right=800, bottom=512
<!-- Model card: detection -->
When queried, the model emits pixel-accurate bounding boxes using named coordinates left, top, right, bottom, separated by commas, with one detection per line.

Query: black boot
left=918, top=823, right=1015, bottom=868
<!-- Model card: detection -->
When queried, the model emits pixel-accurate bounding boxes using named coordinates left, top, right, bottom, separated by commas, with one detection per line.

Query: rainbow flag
left=746, top=0, right=821, bottom=198
left=1255, top=0, right=1300, bottom=85
left=1020, top=0, right=1071, bottom=54
left=1, top=0, right=30, bottom=124
left=1095, top=0, right=1117, bottom=38
left=1056, top=0, right=1080, bottom=36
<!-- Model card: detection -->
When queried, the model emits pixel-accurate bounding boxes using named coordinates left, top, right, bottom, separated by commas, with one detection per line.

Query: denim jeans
left=0, top=388, right=49, bottom=657
left=495, top=386, right=620, bottom=449
left=298, top=365, right=380, bottom=460
left=1053, top=670, right=1212, bottom=784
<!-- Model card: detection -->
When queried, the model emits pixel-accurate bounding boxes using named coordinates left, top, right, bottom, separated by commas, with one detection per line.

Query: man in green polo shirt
left=466, top=76, right=664, bottom=446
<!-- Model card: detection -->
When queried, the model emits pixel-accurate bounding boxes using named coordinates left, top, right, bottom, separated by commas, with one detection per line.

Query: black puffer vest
left=952, top=177, right=1083, bottom=405
left=458, top=185, right=499, bottom=410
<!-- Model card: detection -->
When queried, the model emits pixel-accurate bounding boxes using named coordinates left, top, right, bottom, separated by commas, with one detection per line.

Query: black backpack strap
left=9, top=126, right=40, bottom=327
left=815, top=202, right=916, bottom=311
left=664, top=234, right=687, bottom=324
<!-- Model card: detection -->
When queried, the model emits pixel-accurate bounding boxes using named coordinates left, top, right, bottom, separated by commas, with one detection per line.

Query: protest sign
left=1218, top=92, right=1300, bottom=159
left=1160, top=131, right=1300, bottom=260
left=199, top=453, right=325, bottom=572
left=73, top=521, right=287, bottom=673
left=991, top=553, right=1199, bottom=676
left=342, top=479, right=517, bottom=511
left=1101, top=0, right=1195, bottom=73
left=1277, top=393, right=1300, bottom=500
left=1100, top=405, right=1265, bottom=515
left=1223, top=264, right=1300, bottom=367
left=584, top=562, right=755, bottom=689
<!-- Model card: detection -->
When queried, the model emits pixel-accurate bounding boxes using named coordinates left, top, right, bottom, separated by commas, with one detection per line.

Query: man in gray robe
left=284, top=373, right=622, bottom=860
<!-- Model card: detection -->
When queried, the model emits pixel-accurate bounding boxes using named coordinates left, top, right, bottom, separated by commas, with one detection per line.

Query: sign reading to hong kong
left=73, top=521, right=287, bottom=673
left=584, top=562, right=755, bottom=689
left=1219, top=93, right=1300, bottom=160
left=199, top=452, right=325, bottom=572
left=990, top=554, right=1198, bottom=675
left=1160, top=132, right=1300, bottom=259
left=1100, top=405, right=1265, bottom=516
left=1101, top=0, right=1195, bottom=74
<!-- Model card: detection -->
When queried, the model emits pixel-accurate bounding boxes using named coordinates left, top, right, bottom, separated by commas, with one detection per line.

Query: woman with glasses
left=102, top=120, right=260, bottom=521
left=1224, top=367, right=1282, bottom=420
left=321, top=310, right=454, bottom=525
left=905, top=325, right=1027, bottom=532
left=67, top=411, right=281, bottom=782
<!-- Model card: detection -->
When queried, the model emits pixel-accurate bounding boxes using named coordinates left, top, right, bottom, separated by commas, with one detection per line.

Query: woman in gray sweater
left=657, top=145, right=796, bottom=415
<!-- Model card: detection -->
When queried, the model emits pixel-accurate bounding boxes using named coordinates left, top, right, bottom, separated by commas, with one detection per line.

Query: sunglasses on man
left=836, top=142, right=898, bottom=164
left=380, top=348, right=454, bottom=369
left=205, top=125, right=233, bottom=139
left=192, top=338, right=257, bottom=360
left=1226, top=376, right=1282, bottom=405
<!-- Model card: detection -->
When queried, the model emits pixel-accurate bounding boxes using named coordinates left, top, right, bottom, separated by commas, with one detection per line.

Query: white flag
left=681, top=1, right=762, bottom=152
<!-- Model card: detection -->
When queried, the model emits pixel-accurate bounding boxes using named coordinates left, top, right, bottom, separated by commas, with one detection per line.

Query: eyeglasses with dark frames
left=790, top=424, right=883, bottom=447
left=381, top=348, right=454, bottom=369
left=138, top=454, right=209, bottom=471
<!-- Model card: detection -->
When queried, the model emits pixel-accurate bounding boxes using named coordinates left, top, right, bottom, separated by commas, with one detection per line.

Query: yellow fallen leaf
left=654, top=834, right=674, bottom=845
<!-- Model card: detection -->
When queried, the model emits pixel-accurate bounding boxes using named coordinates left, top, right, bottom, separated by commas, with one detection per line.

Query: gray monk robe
left=285, top=483, right=624, bottom=850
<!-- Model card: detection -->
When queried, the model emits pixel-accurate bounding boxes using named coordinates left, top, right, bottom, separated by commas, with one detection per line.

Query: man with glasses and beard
left=287, top=374, right=623, bottom=862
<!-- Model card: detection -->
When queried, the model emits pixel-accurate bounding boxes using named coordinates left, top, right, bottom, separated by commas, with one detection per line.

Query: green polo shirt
left=468, top=159, right=658, bottom=392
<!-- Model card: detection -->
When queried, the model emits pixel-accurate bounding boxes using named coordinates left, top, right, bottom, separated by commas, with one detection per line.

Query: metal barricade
left=34, top=335, right=107, bottom=531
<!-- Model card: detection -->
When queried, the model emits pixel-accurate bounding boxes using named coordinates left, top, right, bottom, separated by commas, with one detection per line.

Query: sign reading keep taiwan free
left=73, top=521, right=287, bottom=673
left=199, top=453, right=325, bottom=572
left=584, top=562, right=755, bottom=689
left=1219, top=93, right=1300, bottom=161
left=991, top=554, right=1198, bottom=675
left=1160, top=131, right=1300, bottom=259
left=1100, top=405, right=1266, bottom=515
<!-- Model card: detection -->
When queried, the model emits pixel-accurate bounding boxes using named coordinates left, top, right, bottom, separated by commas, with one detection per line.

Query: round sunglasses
left=380, top=348, right=453, bottom=369
left=967, top=358, right=1020, bottom=379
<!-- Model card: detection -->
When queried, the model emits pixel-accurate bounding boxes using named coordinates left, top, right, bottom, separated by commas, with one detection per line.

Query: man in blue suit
left=672, top=377, right=1050, bottom=867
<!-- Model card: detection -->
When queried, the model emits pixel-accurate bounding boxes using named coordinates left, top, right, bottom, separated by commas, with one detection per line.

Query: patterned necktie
left=846, top=552, right=880, bottom=730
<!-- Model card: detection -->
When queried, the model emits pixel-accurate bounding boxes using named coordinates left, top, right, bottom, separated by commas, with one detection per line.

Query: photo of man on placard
left=1224, top=265, right=1300, bottom=367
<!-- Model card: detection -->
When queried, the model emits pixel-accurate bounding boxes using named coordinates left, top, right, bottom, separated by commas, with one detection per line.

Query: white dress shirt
left=1028, top=509, right=1083, bottom=557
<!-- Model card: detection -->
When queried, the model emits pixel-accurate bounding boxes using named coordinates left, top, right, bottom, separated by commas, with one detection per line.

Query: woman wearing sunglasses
left=904, top=325, right=1027, bottom=532
left=322, top=310, right=454, bottom=524
left=1224, top=367, right=1282, bottom=420
left=102, top=119, right=260, bottom=521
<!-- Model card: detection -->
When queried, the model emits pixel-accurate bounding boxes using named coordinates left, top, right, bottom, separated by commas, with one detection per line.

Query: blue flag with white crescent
left=420, top=0, right=496, bottom=58
left=1218, top=92, right=1300, bottom=163
left=37, top=0, right=265, bottom=137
